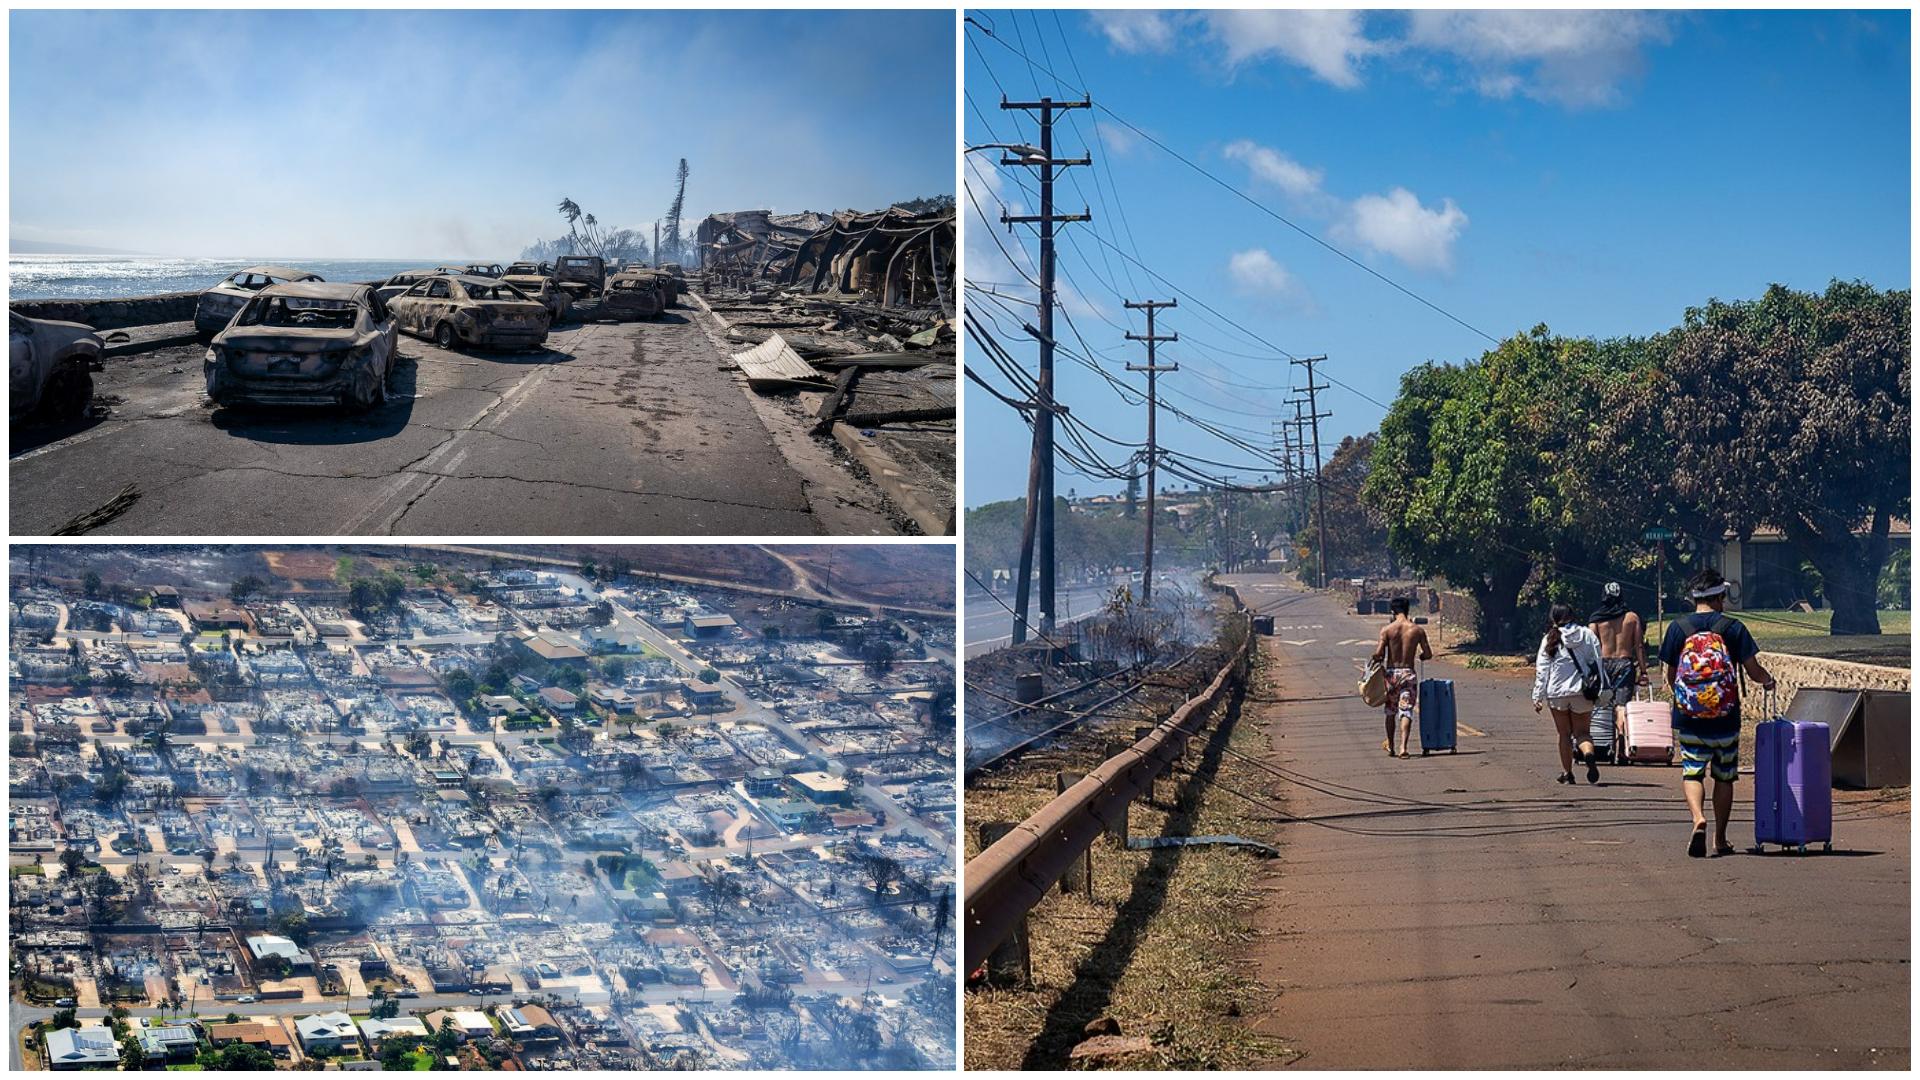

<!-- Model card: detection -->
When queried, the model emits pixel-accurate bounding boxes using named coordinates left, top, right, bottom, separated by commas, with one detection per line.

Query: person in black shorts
left=1658, top=568, right=1776, bottom=858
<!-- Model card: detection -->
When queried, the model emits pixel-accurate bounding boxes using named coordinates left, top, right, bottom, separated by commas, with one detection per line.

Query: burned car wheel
left=434, top=322, right=457, bottom=349
left=42, top=365, right=94, bottom=422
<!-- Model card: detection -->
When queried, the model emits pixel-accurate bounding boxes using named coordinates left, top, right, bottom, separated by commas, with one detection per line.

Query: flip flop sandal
left=1688, top=826, right=1708, bottom=858
left=1398, top=750, right=1410, bottom=759
left=1713, top=843, right=1737, bottom=857
left=1555, top=772, right=1574, bottom=785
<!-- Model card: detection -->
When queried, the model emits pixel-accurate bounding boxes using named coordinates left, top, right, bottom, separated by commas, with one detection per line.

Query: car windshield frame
left=234, top=295, right=362, bottom=330
left=459, top=281, right=535, bottom=303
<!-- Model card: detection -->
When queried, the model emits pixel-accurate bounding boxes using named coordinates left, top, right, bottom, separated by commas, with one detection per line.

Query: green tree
left=1305, top=433, right=1393, bottom=580
left=697, top=668, right=720, bottom=684
left=82, top=571, right=103, bottom=598
left=443, top=668, right=476, bottom=702
left=1652, top=281, right=1909, bottom=634
left=1364, top=328, right=1613, bottom=647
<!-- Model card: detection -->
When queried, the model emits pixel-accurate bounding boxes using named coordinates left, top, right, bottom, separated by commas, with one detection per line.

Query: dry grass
left=964, top=652, right=1294, bottom=1070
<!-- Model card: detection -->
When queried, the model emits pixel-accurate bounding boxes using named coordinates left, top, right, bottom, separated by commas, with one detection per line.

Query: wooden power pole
left=1124, top=298, right=1177, bottom=606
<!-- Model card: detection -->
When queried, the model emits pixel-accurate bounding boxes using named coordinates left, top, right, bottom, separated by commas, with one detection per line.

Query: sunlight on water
left=8, top=255, right=442, bottom=301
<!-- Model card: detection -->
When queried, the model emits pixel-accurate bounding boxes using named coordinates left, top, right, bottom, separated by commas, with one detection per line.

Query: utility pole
left=1124, top=298, right=1177, bottom=607
left=653, top=221, right=660, bottom=267
left=1001, top=95, right=1092, bottom=640
left=1291, top=357, right=1333, bottom=589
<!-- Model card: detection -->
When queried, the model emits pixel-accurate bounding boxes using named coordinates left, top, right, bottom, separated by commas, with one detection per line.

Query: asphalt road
left=1223, top=576, right=1909, bottom=1069
left=963, top=581, right=1118, bottom=658
left=10, top=310, right=875, bottom=535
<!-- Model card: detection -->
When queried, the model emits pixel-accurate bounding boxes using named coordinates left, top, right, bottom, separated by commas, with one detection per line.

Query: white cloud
left=1085, top=10, right=1666, bottom=109
left=962, top=161, right=1105, bottom=321
left=1201, top=10, right=1377, bottom=88
left=1089, top=10, right=1177, bottom=54
left=1223, top=139, right=1324, bottom=200
left=1093, top=119, right=1137, bottom=157
left=1401, top=10, right=1671, bottom=108
left=1336, top=188, right=1469, bottom=272
left=1227, top=248, right=1296, bottom=296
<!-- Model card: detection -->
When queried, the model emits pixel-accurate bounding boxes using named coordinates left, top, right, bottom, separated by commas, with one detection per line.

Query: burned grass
left=964, top=649, right=1295, bottom=1070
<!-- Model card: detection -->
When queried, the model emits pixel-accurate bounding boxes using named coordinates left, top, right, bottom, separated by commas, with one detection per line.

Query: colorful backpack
left=1674, top=615, right=1739, bottom=719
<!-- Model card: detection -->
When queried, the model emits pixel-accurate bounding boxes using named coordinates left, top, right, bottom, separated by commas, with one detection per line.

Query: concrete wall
left=10, top=292, right=200, bottom=331
left=1761, top=651, right=1911, bottom=715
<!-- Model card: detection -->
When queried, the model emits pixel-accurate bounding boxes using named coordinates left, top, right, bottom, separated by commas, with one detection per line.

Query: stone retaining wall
left=10, top=292, right=201, bottom=331
left=1760, top=651, right=1910, bottom=715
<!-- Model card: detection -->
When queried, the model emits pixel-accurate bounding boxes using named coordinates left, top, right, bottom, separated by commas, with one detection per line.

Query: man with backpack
left=1659, top=567, right=1777, bottom=858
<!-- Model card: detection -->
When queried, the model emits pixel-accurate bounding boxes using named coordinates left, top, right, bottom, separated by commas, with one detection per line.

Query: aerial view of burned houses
left=7, top=546, right=957, bottom=1070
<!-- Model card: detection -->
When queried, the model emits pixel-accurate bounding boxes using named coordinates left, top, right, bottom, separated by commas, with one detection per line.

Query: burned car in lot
left=10, top=311, right=123, bottom=421
left=194, top=265, right=323, bottom=344
left=600, top=269, right=668, bottom=321
left=505, top=260, right=553, bottom=278
left=388, top=275, right=550, bottom=350
left=204, top=282, right=399, bottom=411
left=464, top=263, right=504, bottom=278
left=657, top=263, right=687, bottom=306
left=375, top=268, right=444, bottom=302
left=553, top=255, right=606, bottom=302
left=502, top=273, right=572, bottom=325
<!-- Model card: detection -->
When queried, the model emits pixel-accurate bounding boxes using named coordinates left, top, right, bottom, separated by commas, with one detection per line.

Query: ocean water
left=7, top=255, right=460, bottom=301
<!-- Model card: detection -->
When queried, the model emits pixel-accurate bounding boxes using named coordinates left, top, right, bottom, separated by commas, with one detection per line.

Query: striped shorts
left=1676, top=729, right=1740, bottom=783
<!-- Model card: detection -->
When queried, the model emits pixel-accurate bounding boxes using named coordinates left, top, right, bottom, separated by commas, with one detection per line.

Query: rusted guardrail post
left=1055, top=772, right=1092, bottom=897
left=975, top=821, right=1031, bottom=986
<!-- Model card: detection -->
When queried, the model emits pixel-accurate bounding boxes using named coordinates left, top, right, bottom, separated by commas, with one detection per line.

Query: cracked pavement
left=1223, top=577, right=1908, bottom=1069
left=11, top=308, right=900, bottom=535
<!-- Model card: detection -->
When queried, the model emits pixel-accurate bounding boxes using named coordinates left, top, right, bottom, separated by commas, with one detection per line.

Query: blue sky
left=11, top=10, right=954, bottom=259
left=963, top=9, right=1910, bottom=506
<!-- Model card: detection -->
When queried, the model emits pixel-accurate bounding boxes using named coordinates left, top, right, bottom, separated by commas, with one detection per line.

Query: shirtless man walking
left=1588, top=582, right=1647, bottom=762
left=1372, top=596, right=1434, bottom=758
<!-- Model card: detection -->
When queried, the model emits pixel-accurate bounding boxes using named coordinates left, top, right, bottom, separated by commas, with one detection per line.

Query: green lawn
left=405, top=1049, right=435, bottom=1070
left=166, top=1064, right=204, bottom=1071
left=1649, top=609, right=1910, bottom=666
left=10, top=864, right=44, bottom=877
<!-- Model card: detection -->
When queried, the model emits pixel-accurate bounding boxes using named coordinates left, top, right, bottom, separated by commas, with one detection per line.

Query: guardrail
left=962, top=616, right=1253, bottom=977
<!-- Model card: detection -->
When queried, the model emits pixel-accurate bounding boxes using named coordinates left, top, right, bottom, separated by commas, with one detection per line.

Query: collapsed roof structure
left=697, top=206, right=955, bottom=318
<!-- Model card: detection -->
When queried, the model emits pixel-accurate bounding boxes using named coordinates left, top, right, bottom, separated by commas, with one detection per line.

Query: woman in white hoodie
left=1532, top=602, right=1606, bottom=785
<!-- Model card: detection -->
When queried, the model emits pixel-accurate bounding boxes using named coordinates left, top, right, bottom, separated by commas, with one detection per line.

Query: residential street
left=10, top=310, right=900, bottom=536
left=1224, top=576, right=1909, bottom=1070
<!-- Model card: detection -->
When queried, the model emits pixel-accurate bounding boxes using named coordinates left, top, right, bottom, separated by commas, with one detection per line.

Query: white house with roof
left=44, top=1026, right=118, bottom=1070
left=358, top=1016, right=430, bottom=1047
left=294, top=1011, right=361, bottom=1054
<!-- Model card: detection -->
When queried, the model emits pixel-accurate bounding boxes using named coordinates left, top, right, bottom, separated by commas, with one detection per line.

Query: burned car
left=656, top=263, right=687, bottom=306
left=204, top=282, right=399, bottom=411
left=194, top=264, right=323, bottom=344
left=375, top=269, right=444, bottom=302
left=388, top=275, right=550, bottom=350
left=502, top=273, right=572, bottom=325
left=464, top=263, right=504, bottom=278
left=505, top=260, right=553, bottom=278
left=601, top=270, right=667, bottom=321
left=10, top=311, right=122, bottom=421
left=553, top=255, right=607, bottom=301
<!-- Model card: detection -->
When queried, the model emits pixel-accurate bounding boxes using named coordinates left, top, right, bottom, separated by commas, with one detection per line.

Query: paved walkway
left=1223, top=576, right=1909, bottom=1069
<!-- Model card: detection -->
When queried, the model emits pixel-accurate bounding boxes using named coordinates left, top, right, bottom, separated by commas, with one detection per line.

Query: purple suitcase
left=1753, top=715, right=1833, bottom=854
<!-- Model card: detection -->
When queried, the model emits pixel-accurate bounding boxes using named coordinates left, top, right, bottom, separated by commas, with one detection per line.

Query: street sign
left=1642, top=527, right=1676, bottom=542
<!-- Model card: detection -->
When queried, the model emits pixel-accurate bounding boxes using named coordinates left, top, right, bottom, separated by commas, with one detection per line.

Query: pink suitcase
left=1621, top=687, right=1675, bottom=765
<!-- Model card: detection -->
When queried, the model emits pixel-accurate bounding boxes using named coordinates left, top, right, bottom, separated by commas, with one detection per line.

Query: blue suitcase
left=1418, top=678, right=1457, bottom=754
left=1753, top=717, right=1833, bottom=854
